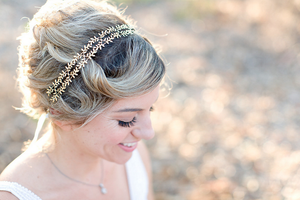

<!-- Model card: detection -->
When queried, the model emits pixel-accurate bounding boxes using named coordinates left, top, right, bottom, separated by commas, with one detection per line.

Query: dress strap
left=0, top=181, right=42, bottom=200
left=125, top=150, right=149, bottom=200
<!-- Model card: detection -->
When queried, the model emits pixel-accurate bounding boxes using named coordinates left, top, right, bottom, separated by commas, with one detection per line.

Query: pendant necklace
left=46, top=153, right=107, bottom=194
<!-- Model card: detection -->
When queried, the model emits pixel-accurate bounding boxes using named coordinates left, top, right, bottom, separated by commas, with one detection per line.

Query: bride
left=0, top=0, right=165, bottom=199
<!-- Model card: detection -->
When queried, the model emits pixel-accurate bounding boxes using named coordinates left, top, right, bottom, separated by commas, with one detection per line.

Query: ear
left=53, top=120, right=74, bottom=132
left=49, top=108, right=61, bottom=115
left=50, top=108, right=74, bottom=132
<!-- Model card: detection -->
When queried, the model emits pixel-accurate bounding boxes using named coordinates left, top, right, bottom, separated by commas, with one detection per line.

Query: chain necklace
left=46, top=153, right=107, bottom=194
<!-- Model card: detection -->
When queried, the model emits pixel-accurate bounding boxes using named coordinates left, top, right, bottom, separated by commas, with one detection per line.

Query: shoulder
left=0, top=191, right=19, bottom=200
left=0, top=151, right=36, bottom=182
left=0, top=152, right=27, bottom=183
left=0, top=150, right=50, bottom=191
left=0, top=150, right=52, bottom=199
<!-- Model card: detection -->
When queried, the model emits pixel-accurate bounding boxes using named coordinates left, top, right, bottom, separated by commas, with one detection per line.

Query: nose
left=132, top=114, right=155, bottom=140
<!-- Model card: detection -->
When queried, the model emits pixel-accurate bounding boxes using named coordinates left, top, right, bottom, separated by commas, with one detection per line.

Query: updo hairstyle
left=17, top=0, right=165, bottom=127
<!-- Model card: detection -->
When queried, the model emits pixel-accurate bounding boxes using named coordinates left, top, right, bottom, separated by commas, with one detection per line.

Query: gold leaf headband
left=46, top=24, right=135, bottom=102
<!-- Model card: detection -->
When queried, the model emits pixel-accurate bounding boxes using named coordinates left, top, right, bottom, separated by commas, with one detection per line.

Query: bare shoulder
left=0, top=152, right=36, bottom=200
left=0, top=152, right=27, bottom=182
left=0, top=150, right=52, bottom=199
left=0, top=191, right=19, bottom=200
left=0, top=150, right=49, bottom=187
left=1, top=151, right=35, bottom=181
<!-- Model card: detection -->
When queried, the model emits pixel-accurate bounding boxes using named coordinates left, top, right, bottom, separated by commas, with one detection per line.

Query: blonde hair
left=17, top=0, right=165, bottom=128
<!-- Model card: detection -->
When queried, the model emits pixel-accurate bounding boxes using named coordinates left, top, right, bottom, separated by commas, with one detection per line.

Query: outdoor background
left=1, top=0, right=300, bottom=199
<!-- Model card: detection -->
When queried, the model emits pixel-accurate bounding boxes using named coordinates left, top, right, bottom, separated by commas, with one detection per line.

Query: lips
left=118, top=142, right=138, bottom=152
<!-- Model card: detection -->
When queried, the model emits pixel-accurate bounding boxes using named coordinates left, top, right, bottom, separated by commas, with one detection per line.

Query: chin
left=112, top=153, right=133, bottom=165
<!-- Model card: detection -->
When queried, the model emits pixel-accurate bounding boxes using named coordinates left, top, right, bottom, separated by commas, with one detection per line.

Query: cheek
left=96, top=123, right=130, bottom=145
left=107, top=129, right=130, bottom=144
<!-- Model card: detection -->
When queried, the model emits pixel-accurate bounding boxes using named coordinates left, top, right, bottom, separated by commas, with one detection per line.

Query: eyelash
left=118, top=107, right=154, bottom=128
left=118, top=117, right=137, bottom=128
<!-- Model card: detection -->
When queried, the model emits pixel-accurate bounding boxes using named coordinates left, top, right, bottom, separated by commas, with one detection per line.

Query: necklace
left=46, top=153, right=107, bottom=194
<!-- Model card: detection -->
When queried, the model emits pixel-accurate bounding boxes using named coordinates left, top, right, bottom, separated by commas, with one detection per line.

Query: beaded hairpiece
left=46, top=24, right=135, bottom=102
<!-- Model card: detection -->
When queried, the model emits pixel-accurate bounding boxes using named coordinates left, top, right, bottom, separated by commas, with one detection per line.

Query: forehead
left=109, top=86, right=160, bottom=112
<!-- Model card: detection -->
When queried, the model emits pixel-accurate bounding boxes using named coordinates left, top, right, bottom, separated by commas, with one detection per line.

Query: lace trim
left=0, top=181, right=42, bottom=200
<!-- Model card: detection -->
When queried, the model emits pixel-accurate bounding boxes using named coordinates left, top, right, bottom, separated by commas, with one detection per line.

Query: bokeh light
left=1, top=0, right=300, bottom=199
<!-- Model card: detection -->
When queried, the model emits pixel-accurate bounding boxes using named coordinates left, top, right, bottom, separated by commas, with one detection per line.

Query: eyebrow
left=114, top=108, right=143, bottom=113
left=114, top=93, right=159, bottom=113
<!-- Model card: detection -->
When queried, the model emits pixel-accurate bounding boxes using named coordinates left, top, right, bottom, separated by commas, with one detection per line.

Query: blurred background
left=1, top=0, right=300, bottom=199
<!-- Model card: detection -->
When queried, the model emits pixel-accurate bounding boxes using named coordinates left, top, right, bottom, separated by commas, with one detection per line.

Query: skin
left=0, top=86, right=159, bottom=200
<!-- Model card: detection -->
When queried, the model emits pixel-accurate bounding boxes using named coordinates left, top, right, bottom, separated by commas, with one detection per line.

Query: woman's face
left=69, top=86, right=160, bottom=164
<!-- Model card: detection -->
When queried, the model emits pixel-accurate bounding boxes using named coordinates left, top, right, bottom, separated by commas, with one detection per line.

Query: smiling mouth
left=119, top=142, right=137, bottom=147
left=118, top=142, right=138, bottom=152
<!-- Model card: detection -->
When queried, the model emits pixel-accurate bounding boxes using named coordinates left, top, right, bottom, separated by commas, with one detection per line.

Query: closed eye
left=118, top=117, right=136, bottom=128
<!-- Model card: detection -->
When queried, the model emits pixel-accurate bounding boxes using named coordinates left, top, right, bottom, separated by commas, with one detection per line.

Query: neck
left=46, top=130, right=112, bottom=185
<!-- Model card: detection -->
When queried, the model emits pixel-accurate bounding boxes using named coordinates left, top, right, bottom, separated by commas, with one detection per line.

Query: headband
left=46, top=24, right=135, bottom=102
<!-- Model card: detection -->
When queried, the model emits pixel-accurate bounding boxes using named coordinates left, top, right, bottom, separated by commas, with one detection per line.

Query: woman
left=0, top=0, right=165, bottom=199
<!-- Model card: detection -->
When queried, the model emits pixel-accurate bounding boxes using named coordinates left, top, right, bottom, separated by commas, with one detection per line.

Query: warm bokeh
left=1, top=0, right=300, bottom=199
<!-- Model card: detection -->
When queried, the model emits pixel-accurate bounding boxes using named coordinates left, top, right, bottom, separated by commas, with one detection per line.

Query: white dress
left=0, top=149, right=148, bottom=200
